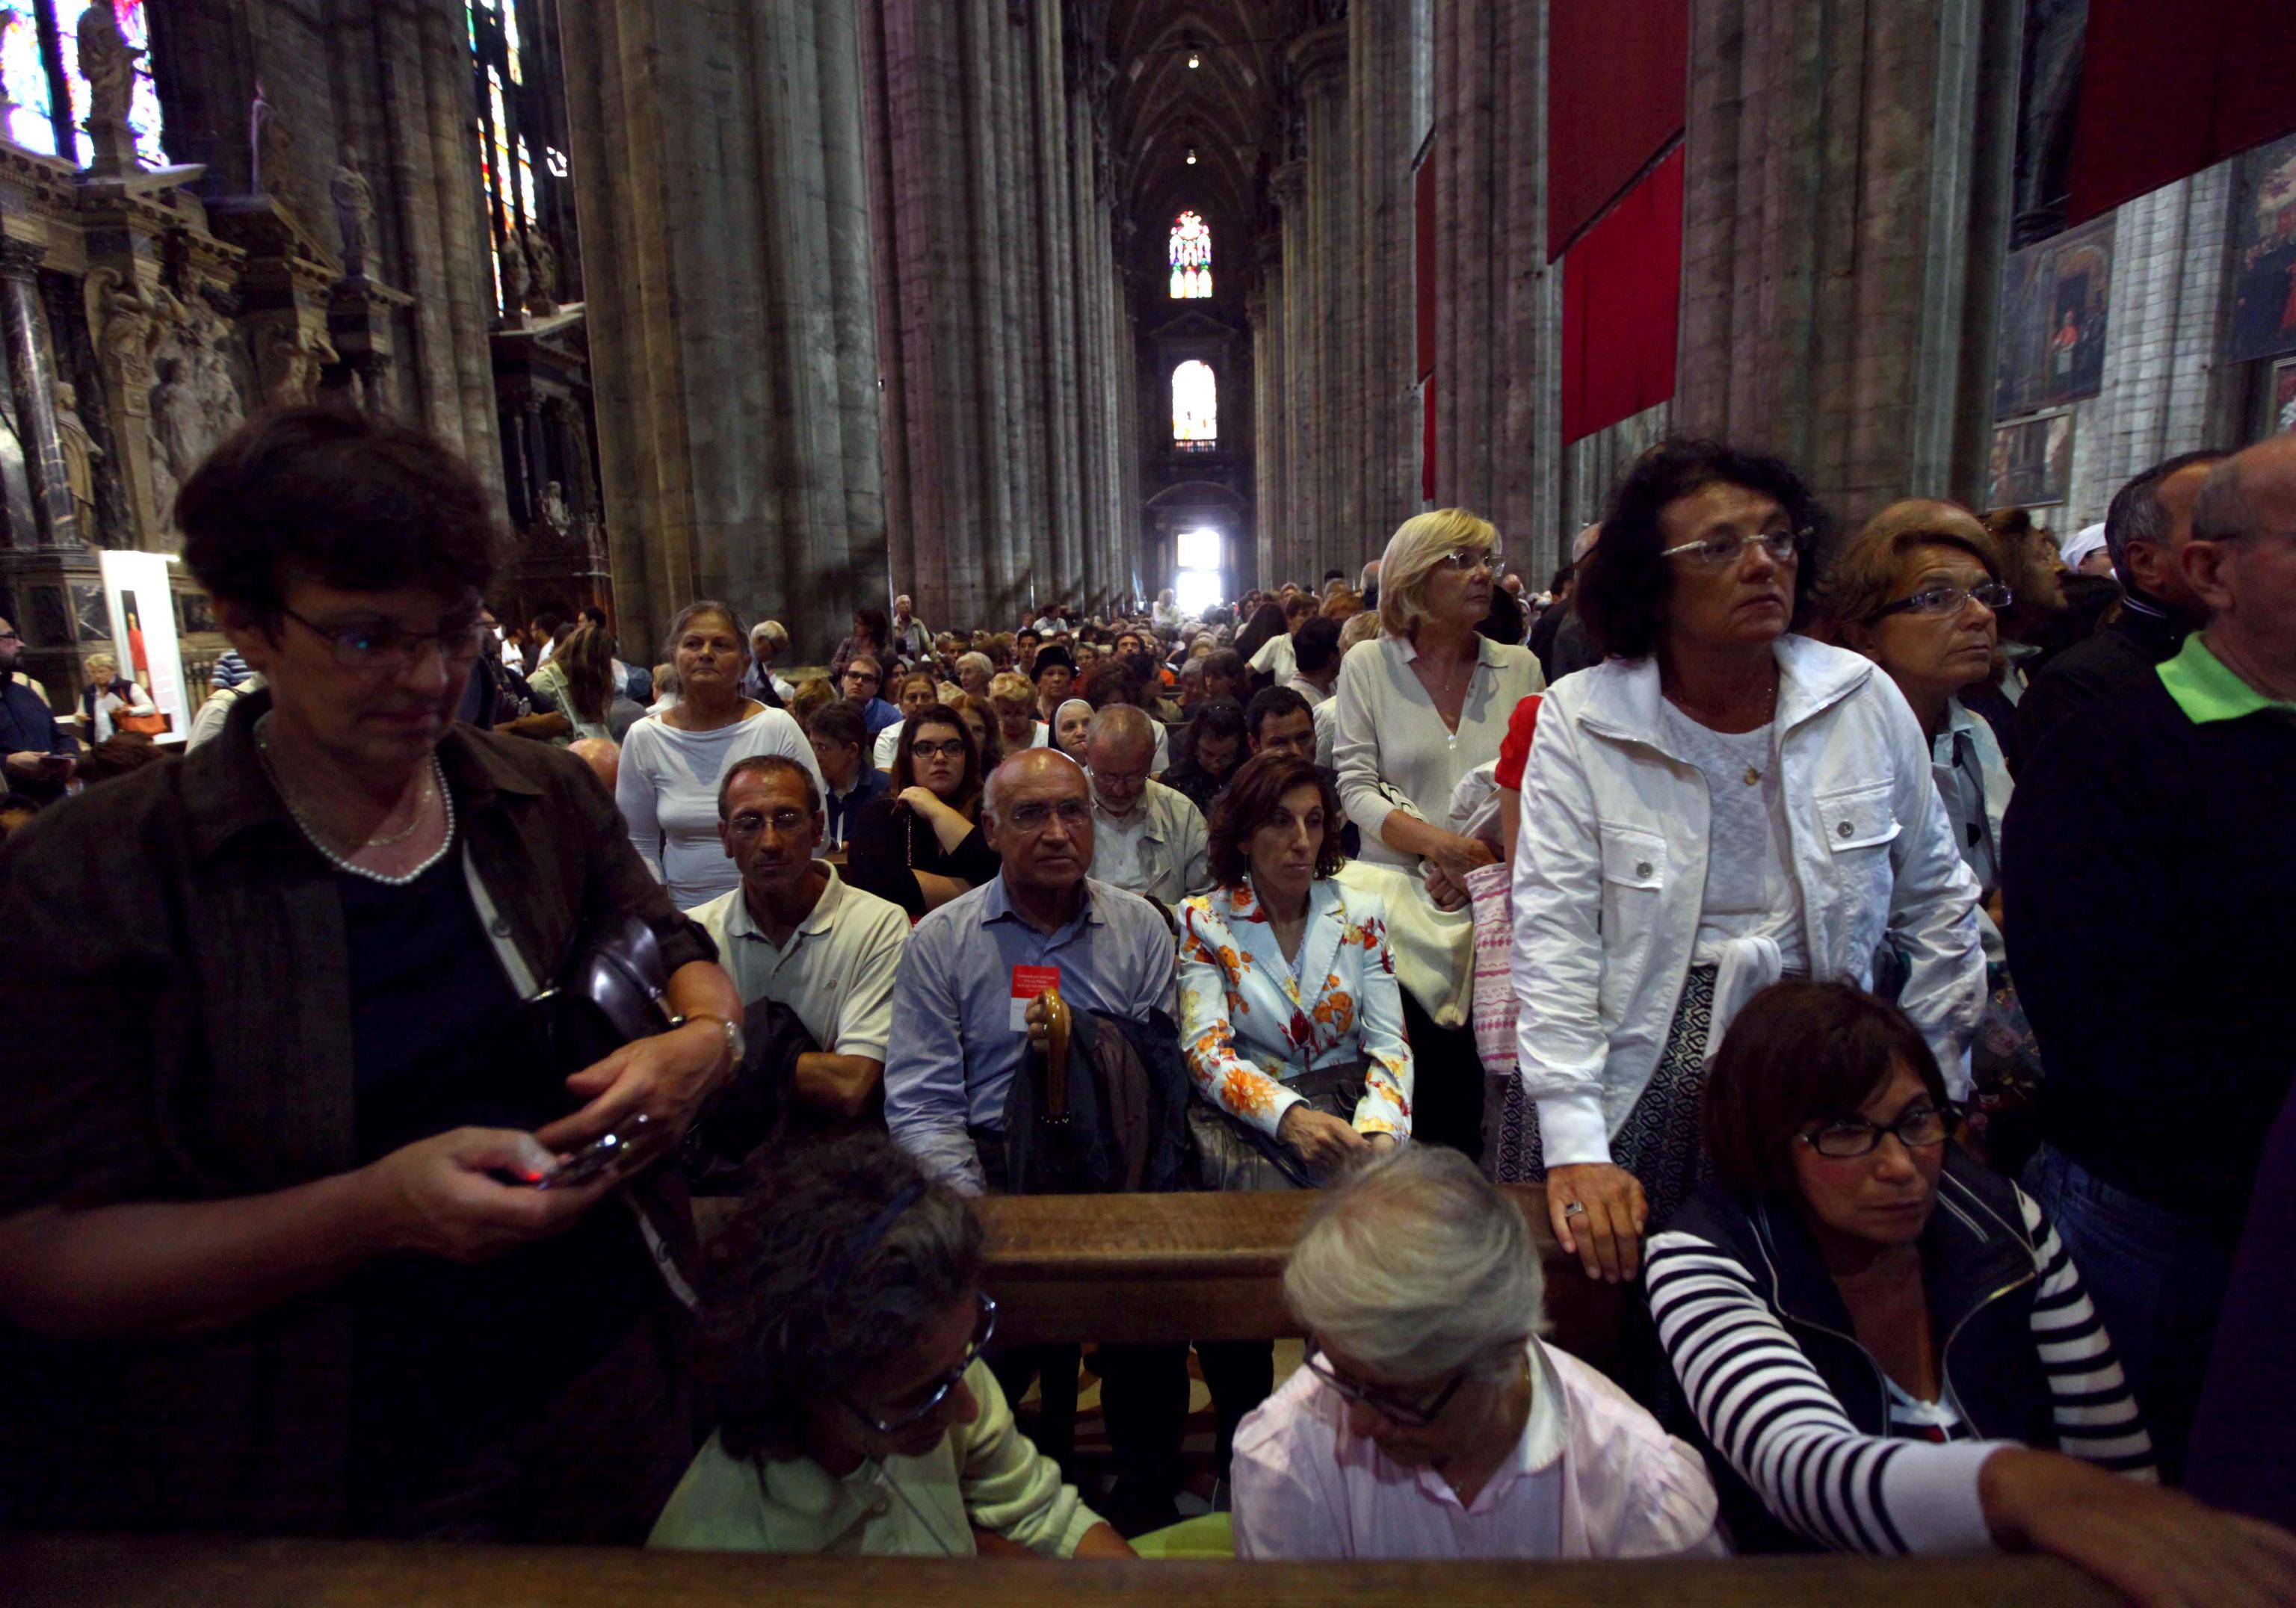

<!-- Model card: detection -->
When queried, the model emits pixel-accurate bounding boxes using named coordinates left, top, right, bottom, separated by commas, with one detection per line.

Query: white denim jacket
left=1510, top=635, right=1985, bottom=1166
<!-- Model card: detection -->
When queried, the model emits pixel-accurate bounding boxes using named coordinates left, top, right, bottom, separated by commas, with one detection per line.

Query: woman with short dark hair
left=1509, top=439, right=1985, bottom=1284
left=1645, top=982, right=2293, bottom=1601
left=0, top=406, right=744, bottom=1539
left=652, top=1134, right=1130, bottom=1556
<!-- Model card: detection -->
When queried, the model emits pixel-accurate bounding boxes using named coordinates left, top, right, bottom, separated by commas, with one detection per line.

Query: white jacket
left=1510, top=636, right=1984, bottom=1167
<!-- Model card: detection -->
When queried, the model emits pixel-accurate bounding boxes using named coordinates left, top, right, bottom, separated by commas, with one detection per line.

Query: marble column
left=1428, top=0, right=1558, bottom=571
left=560, top=0, right=887, bottom=656
left=1271, top=159, right=1310, bottom=583
left=1292, top=23, right=1352, bottom=582
left=1675, top=0, right=2021, bottom=530
left=1348, top=1, right=1423, bottom=557
left=1247, top=270, right=1281, bottom=590
left=0, top=238, right=77, bottom=552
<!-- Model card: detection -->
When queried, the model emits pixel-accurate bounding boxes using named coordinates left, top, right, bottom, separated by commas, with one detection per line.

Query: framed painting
left=1985, top=411, right=2075, bottom=510
left=2229, top=134, right=2296, bottom=366
left=1995, top=215, right=2115, bottom=417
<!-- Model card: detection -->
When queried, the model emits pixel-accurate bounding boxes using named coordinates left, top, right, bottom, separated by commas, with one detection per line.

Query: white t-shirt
left=617, top=708, right=826, bottom=909
left=1658, top=703, right=1807, bottom=974
left=874, top=721, right=905, bottom=773
left=1249, top=633, right=1297, bottom=687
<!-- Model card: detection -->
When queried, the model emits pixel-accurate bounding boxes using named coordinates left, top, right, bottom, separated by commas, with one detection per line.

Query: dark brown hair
left=891, top=702, right=983, bottom=808
left=177, top=406, right=500, bottom=622
left=1701, top=980, right=1950, bottom=1196
left=1207, top=752, right=1346, bottom=888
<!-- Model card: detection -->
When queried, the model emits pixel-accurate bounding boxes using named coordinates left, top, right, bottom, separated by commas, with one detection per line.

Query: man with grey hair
left=1232, top=1146, right=1722, bottom=1559
left=740, top=619, right=794, bottom=705
left=882, top=745, right=1191, bottom=1530
left=1083, top=705, right=1208, bottom=912
left=2005, top=433, right=2296, bottom=1479
left=889, top=593, right=931, bottom=664
left=2016, top=449, right=2228, bottom=763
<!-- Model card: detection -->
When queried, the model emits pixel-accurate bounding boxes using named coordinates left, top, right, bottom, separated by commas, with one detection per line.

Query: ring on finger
left=1562, top=1200, right=1587, bottom=1217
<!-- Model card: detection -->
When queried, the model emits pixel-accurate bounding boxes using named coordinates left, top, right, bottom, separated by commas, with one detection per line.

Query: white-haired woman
left=1231, top=1146, right=1723, bottom=1560
left=78, top=652, right=156, bottom=743
left=1335, top=510, right=1544, bottom=905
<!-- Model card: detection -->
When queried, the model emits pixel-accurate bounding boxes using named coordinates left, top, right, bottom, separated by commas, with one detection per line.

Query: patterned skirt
left=1488, top=965, right=1718, bottom=1234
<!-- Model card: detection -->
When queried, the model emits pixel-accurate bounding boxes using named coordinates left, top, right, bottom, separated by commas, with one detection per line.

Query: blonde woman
left=987, top=670, right=1049, bottom=755
left=77, top=652, right=156, bottom=743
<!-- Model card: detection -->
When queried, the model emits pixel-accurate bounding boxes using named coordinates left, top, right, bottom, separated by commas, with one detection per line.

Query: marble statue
left=523, top=226, right=559, bottom=317
left=250, top=78, right=294, bottom=199
left=499, top=232, right=531, bottom=324
left=149, top=356, right=203, bottom=516
left=76, top=3, right=140, bottom=134
left=188, top=309, right=247, bottom=443
left=84, top=268, right=173, bottom=399
left=265, top=326, right=336, bottom=406
left=541, top=479, right=570, bottom=534
left=52, top=380, right=102, bottom=543
left=331, top=144, right=376, bottom=274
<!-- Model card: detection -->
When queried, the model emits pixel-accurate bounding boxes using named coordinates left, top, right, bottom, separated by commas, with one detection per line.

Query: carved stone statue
left=76, top=3, right=140, bottom=133
left=84, top=268, right=175, bottom=404
left=541, top=480, right=570, bottom=535
left=499, top=232, right=531, bottom=325
left=265, top=326, right=337, bottom=406
left=523, top=226, right=559, bottom=317
left=331, top=143, right=377, bottom=275
left=250, top=78, right=294, bottom=200
left=188, top=311, right=246, bottom=442
left=149, top=356, right=203, bottom=516
left=52, top=380, right=102, bottom=543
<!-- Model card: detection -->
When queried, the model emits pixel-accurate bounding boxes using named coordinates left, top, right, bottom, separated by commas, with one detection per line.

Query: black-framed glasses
left=0, top=628, right=21, bottom=643
left=1796, top=1101, right=1954, bottom=1160
left=1868, top=582, right=2013, bottom=621
left=282, top=605, right=486, bottom=670
left=1303, top=1343, right=1470, bottom=1429
left=908, top=737, right=968, bottom=761
left=844, top=667, right=881, bottom=684
left=842, top=1292, right=997, bottom=1436
left=1659, top=527, right=1811, bottom=566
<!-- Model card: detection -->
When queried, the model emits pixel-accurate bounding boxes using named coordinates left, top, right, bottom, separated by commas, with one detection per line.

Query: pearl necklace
left=255, top=719, right=456, bottom=887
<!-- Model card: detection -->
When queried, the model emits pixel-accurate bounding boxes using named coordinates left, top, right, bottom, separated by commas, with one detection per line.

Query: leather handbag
left=504, top=911, right=673, bottom=1100
left=1187, top=1063, right=1367, bottom=1193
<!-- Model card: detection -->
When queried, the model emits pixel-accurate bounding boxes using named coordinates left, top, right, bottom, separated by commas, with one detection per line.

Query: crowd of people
left=0, top=403, right=2292, bottom=1603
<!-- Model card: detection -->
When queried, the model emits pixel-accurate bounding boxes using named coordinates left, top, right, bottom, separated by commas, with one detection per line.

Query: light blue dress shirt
left=883, top=873, right=1176, bottom=1193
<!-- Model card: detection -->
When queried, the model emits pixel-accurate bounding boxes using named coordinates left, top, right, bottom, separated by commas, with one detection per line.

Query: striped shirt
left=1644, top=1184, right=2152, bottom=1554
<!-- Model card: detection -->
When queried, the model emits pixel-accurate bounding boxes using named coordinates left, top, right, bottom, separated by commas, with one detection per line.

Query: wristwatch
left=667, top=1011, right=745, bottom=1072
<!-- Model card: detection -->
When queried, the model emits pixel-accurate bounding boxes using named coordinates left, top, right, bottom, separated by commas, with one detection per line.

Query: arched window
left=1169, top=210, right=1211, bottom=299
left=467, top=0, right=570, bottom=315
left=1173, top=359, right=1216, bottom=451
left=1, top=1, right=167, bottom=167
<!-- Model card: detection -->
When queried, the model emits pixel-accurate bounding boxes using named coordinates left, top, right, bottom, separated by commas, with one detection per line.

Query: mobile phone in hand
left=537, top=1113, right=659, bottom=1190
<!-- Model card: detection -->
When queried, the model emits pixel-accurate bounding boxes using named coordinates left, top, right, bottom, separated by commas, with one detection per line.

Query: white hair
left=1283, top=1146, right=1545, bottom=1382
left=956, top=650, right=994, bottom=679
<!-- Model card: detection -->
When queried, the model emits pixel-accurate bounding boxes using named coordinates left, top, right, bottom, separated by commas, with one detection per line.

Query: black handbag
left=504, top=912, right=674, bottom=1101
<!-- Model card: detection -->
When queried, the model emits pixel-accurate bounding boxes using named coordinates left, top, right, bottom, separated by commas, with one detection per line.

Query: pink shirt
left=1232, top=1337, right=1726, bottom=1561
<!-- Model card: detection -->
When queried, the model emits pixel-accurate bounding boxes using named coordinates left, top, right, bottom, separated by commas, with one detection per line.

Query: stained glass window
left=469, top=0, right=567, bottom=318
left=1169, top=210, right=1211, bottom=299
left=1, top=1, right=168, bottom=167
left=1173, top=359, right=1216, bottom=451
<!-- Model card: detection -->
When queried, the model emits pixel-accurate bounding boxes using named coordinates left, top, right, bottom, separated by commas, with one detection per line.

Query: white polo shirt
left=686, top=868, right=909, bottom=1062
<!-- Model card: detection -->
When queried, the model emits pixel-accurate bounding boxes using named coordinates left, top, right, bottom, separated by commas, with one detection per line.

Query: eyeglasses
left=1796, top=1102, right=1953, bottom=1159
left=844, top=670, right=881, bottom=685
left=1002, top=797, right=1092, bottom=832
left=1659, top=528, right=1810, bottom=566
left=725, top=807, right=815, bottom=837
left=1868, top=582, right=2013, bottom=621
left=908, top=738, right=968, bottom=760
left=1436, top=546, right=1500, bottom=574
left=1304, top=1343, right=1470, bottom=1429
left=0, top=629, right=21, bottom=643
left=282, top=606, right=485, bottom=670
left=842, top=1293, right=997, bottom=1435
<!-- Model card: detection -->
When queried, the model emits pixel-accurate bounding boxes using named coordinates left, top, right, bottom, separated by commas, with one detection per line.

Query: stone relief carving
left=147, top=356, right=201, bottom=534
left=188, top=309, right=247, bottom=445
left=52, top=381, right=102, bottom=545
left=332, top=143, right=377, bottom=275
left=76, top=3, right=140, bottom=132
left=523, top=226, right=558, bottom=317
left=264, top=324, right=338, bottom=406
left=84, top=268, right=179, bottom=407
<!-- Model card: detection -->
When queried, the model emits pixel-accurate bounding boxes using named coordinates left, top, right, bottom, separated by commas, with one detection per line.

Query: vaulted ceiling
left=1101, top=1, right=1315, bottom=239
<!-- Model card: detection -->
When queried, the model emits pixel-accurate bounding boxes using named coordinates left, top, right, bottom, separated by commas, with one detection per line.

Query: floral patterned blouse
left=1176, top=877, right=1414, bottom=1141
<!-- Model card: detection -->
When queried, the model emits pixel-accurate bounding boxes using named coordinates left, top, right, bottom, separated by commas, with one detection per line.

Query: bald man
left=1084, top=705, right=1208, bottom=909
left=567, top=736, right=620, bottom=795
left=2004, top=433, right=2296, bottom=1479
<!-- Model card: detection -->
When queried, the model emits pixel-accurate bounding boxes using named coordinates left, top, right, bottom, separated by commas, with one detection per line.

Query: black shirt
left=844, top=793, right=1000, bottom=917
left=2013, top=601, right=2188, bottom=770
left=336, top=850, right=651, bottom=1523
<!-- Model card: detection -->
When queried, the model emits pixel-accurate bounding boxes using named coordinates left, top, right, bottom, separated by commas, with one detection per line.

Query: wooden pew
left=975, top=1184, right=1629, bottom=1372
left=2, top=1533, right=2123, bottom=1607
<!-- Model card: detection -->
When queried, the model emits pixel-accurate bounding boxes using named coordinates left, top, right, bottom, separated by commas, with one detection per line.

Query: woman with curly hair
left=652, top=1134, right=1131, bottom=1556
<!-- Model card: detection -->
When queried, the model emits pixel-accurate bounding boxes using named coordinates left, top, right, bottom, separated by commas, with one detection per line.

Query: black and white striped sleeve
left=2016, top=1187, right=2156, bottom=1479
left=1644, top=1229, right=2008, bottom=1555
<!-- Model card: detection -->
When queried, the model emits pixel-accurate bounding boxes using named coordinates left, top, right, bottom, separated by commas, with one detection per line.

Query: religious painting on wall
left=1994, top=215, right=2115, bottom=418
left=1986, top=411, right=2074, bottom=510
left=99, top=548, right=188, bottom=742
left=2228, top=134, right=2296, bottom=365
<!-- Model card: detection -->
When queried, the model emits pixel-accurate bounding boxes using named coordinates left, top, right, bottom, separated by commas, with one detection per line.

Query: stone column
left=1291, top=23, right=1352, bottom=582
left=1247, top=271, right=1280, bottom=590
left=0, top=238, right=77, bottom=551
left=1349, top=1, right=1423, bottom=557
left=1675, top=0, right=2021, bottom=529
left=560, top=0, right=887, bottom=656
left=1271, top=159, right=1310, bottom=583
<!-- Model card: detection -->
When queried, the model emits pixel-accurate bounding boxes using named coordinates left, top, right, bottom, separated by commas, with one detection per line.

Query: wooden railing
left=975, top=1183, right=1628, bottom=1369
left=3, top=1534, right=2123, bottom=1607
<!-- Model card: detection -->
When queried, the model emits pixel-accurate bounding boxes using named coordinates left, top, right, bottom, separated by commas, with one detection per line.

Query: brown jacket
left=0, top=690, right=714, bottom=1533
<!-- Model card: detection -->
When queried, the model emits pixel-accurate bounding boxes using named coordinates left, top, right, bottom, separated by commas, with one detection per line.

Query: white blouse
left=1333, top=633, right=1544, bottom=871
left=618, top=707, right=825, bottom=908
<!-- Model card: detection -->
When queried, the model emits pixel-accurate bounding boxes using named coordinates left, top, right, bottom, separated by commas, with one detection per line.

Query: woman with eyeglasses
left=652, top=1133, right=1132, bottom=1557
left=845, top=703, right=999, bottom=918
left=1645, top=983, right=2296, bottom=1602
left=1818, top=502, right=2014, bottom=903
left=1509, top=441, right=1985, bottom=1288
left=1231, top=1144, right=1723, bottom=1560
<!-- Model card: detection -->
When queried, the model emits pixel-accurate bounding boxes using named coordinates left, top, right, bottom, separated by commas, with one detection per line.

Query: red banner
left=1560, top=147, right=1684, bottom=445
left=1546, top=0, right=1688, bottom=260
